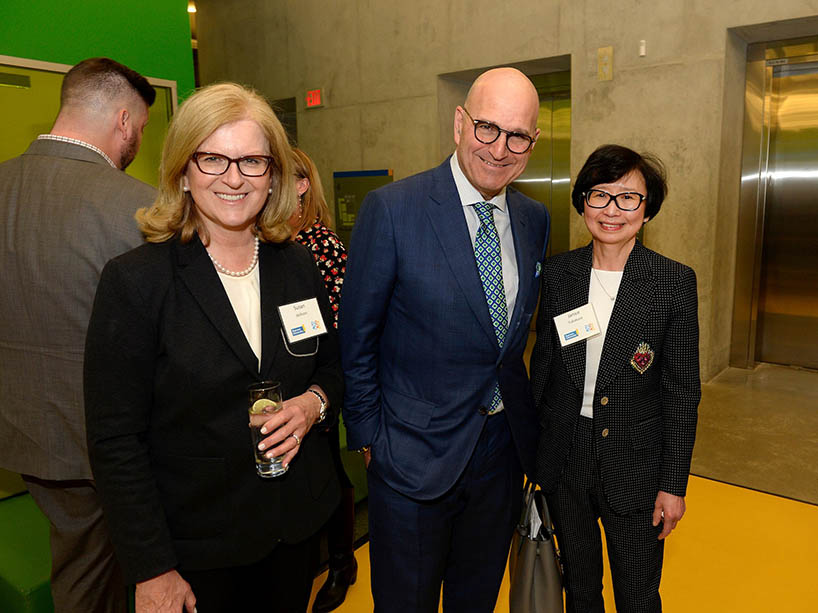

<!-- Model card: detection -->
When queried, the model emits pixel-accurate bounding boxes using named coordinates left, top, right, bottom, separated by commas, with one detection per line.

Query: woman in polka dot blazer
left=531, top=144, right=701, bottom=613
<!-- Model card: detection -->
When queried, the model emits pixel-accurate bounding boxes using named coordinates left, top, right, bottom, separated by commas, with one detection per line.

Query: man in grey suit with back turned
left=0, top=57, right=156, bottom=612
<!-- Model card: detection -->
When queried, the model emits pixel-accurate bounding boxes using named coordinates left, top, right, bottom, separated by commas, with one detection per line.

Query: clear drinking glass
left=248, top=381, right=288, bottom=478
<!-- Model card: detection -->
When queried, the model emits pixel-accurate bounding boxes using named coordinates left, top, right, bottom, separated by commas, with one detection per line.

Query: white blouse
left=581, top=269, right=623, bottom=418
left=215, top=264, right=262, bottom=370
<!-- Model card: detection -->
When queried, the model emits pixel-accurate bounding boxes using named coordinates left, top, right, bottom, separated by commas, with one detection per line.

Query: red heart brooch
left=630, top=342, right=654, bottom=374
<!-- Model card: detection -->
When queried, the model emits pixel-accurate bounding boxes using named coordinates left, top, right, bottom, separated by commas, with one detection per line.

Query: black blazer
left=84, top=236, right=342, bottom=584
left=531, top=241, right=700, bottom=515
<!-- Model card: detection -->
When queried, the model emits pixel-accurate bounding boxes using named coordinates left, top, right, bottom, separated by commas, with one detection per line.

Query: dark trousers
left=23, top=475, right=127, bottom=613
left=547, top=417, right=664, bottom=613
left=181, top=533, right=320, bottom=613
left=367, top=411, right=524, bottom=613
left=325, top=420, right=355, bottom=559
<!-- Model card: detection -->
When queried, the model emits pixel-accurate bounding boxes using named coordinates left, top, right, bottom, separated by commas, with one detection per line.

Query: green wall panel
left=0, top=0, right=194, bottom=101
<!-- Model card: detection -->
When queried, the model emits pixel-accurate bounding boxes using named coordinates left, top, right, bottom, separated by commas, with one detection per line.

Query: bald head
left=464, top=67, right=539, bottom=135
left=454, top=67, right=540, bottom=199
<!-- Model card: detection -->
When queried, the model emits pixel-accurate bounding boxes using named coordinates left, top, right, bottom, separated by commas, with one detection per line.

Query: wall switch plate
left=598, top=46, right=613, bottom=81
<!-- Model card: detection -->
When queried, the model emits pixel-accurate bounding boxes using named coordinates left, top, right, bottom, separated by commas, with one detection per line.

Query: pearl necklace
left=207, top=236, right=259, bottom=277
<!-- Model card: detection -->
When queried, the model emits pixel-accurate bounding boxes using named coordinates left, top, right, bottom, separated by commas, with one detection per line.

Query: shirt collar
left=450, top=152, right=507, bottom=213
left=37, top=134, right=118, bottom=169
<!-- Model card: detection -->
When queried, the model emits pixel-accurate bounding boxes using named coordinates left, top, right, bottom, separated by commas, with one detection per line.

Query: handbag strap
left=533, top=488, right=556, bottom=540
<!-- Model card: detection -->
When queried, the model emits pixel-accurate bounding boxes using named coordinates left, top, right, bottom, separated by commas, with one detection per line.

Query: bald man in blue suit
left=340, top=67, right=550, bottom=612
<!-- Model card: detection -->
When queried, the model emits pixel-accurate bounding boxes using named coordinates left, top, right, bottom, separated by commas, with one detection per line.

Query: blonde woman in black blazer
left=84, top=83, right=342, bottom=613
left=531, top=145, right=700, bottom=612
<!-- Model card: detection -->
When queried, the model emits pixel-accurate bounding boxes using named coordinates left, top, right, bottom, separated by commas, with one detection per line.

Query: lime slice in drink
left=250, top=398, right=277, bottom=415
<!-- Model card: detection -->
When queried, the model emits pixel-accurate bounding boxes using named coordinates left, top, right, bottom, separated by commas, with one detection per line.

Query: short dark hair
left=571, top=144, right=667, bottom=220
left=61, top=57, right=156, bottom=108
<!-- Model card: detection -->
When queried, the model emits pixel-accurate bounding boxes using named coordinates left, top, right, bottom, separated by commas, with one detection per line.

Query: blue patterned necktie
left=473, top=201, right=507, bottom=412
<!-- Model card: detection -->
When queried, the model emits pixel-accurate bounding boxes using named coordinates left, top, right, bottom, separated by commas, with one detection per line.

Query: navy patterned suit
left=340, top=158, right=549, bottom=611
left=531, top=241, right=700, bottom=612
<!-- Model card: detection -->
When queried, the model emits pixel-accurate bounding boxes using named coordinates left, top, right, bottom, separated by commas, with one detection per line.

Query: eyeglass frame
left=190, top=151, right=275, bottom=177
left=583, top=189, right=646, bottom=211
left=460, top=107, right=536, bottom=154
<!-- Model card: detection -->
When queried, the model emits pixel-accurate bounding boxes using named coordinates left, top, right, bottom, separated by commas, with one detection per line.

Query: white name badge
left=553, top=303, right=601, bottom=347
left=278, top=298, right=327, bottom=344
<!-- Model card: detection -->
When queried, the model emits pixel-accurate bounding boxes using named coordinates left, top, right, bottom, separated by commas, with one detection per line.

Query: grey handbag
left=508, top=481, right=564, bottom=613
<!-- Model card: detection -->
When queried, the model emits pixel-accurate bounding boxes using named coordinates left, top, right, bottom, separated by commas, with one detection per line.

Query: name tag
left=278, top=298, right=327, bottom=344
left=553, top=303, right=601, bottom=347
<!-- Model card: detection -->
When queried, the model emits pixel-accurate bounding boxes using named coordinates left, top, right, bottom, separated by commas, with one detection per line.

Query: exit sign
left=305, top=89, right=323, bottom=108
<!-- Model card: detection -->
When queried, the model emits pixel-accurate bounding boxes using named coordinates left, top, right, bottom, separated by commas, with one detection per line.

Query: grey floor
left=691, top=362, right=818, bottom=505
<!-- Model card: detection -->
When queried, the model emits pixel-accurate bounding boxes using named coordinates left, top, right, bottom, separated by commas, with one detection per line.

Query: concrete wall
left=195, top=0, right=818, bottom=381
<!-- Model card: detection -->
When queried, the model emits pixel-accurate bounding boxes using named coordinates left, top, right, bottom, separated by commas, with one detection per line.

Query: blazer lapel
left=595, top=241, right=656, bottom=391
left=424, top=161, right=497, bottom=348
left=503, top=189, right=538, bottom=355
left=176, top=236, right=261, bottom=377
left=554, top=243, right=594, bottom=392
left=258, top=243, right=287, bottom=378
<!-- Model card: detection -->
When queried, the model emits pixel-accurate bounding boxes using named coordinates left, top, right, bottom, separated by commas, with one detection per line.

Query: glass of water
left=248, top=381, right=288, bottom=478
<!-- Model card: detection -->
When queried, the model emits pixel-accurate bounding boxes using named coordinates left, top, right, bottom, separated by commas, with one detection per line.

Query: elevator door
left=512, top=71, right=571, bottom=258
left=755, top=60, right=818, bottom=368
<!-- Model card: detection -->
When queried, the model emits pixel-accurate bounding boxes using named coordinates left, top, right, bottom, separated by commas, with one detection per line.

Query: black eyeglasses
left=461, top=107, right=535, bottom=154
left=190, top=152, right=274, bottom=177
left=583, top=189, right=646, bottom=211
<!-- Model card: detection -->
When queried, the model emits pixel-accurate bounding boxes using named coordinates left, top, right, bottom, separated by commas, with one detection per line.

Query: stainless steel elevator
left=731, top=38, right=818, bottom=370
left=512, top=71, right=571, bottom=258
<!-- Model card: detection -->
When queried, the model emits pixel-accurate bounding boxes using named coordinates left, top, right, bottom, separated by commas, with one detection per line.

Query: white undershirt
left=581, top=269, right=623, bottom=418
left=216, top=264, right=262, bottom=370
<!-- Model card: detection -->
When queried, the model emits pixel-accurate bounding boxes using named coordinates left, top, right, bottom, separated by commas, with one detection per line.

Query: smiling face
left=183, top=119, right=272, bottom=238
left=453, top=68, right=540, bottom=200
left=583, top=170, right=649, bottom=250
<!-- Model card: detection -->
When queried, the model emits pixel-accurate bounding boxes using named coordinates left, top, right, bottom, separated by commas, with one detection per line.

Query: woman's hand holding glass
left=256, top=387, right=326, bottom=467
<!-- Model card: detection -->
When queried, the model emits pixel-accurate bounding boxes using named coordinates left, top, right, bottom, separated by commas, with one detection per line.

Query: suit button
left=601, top=428, right=609, bottom=438
left=600, top=396, right=609, bottom=406
left=479, top=406, right=489, bottom=416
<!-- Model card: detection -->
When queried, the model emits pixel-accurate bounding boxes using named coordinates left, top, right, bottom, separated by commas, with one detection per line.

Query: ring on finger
left=291, top=433, right=301, bottom=446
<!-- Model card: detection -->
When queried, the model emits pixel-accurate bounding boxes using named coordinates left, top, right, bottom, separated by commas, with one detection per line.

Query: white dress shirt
left=450, top=153, right=520, bottom=414
left=450, top=152, right=519, bottom=326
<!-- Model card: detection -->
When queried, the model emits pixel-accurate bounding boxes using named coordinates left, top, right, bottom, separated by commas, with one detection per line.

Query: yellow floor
left=310, top=476, right=818, bottom=612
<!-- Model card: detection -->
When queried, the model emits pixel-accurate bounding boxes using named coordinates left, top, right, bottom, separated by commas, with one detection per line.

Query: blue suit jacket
left=340, top=158, right=549, bottom=499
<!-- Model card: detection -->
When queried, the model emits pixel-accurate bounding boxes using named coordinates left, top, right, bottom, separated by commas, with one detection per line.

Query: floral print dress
left=294, top=222, right=347, bottom=328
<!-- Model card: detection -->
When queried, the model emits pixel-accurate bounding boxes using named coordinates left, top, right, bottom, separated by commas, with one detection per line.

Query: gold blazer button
left=601, top=428, right=610, bottom=438
left=600, top=396, right=609, bottom=405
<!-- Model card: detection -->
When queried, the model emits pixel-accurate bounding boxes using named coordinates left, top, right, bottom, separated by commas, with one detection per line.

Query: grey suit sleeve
left=658, top=266, right=701, bottom=497
left=84, top=257, right=178, bottom=584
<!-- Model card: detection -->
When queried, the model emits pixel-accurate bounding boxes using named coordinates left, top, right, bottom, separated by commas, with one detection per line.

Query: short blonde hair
left=137, top=82, right=295, bottom=244
left=291, top=147, right=334, bottom=235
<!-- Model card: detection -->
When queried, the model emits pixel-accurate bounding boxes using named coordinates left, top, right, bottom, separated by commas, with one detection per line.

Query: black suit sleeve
left=299, top=245, right=344, bottom=421
left=530, top=269, right=553, bottom=411
left=659, top=266, right=701, bottom=497
left=84, top=257, right=178, bottom=584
